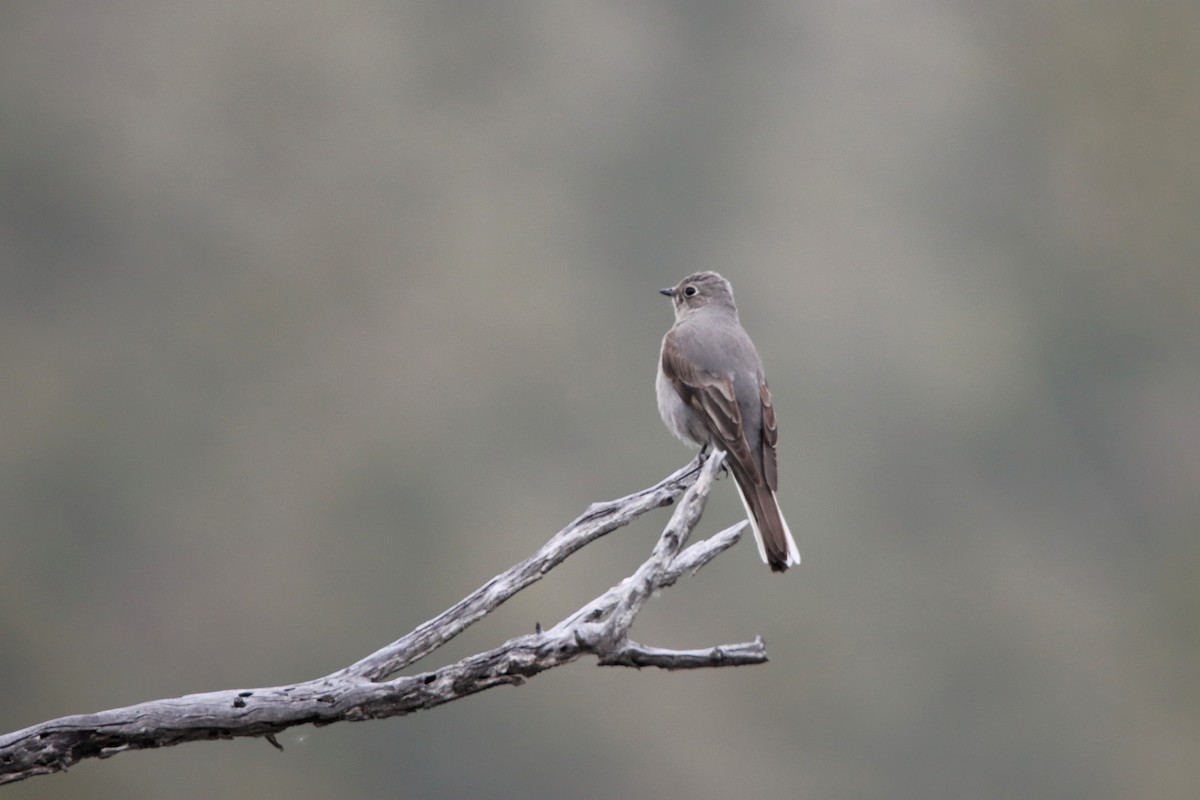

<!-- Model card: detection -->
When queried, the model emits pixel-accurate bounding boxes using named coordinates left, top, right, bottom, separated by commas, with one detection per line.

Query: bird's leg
left=699, top=443, right=730, bottom=478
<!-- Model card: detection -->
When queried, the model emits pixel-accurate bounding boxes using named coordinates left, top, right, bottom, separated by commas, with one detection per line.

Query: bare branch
left=0, top=452, right=769, bottom=786
left=342, top=454, right=708, bottom=681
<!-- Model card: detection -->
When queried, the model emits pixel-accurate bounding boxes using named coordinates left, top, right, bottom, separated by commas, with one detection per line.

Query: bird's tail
left=732, top=476, right=801, bottom=573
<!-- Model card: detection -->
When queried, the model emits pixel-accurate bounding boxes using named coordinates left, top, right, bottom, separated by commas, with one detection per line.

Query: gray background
left=3, top=2, right=1197, bottom=798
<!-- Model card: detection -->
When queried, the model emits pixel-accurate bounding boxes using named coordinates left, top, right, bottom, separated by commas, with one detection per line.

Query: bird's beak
left=659, top=287, right=676, bottom=297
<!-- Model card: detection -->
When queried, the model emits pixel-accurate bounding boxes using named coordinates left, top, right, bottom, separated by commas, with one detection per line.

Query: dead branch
left=0, top=452, right=765, bottom=785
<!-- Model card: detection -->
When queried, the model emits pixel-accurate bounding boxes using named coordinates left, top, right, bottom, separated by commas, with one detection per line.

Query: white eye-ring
left=683, top=285, right=697, bottom=297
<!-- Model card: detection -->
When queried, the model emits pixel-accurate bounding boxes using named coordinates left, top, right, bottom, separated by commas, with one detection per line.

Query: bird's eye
left=683, top=285, right=697, bottom=297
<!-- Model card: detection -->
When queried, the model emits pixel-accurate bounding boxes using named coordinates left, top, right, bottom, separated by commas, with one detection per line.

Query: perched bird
left=656, top=272, right=800, bottom=572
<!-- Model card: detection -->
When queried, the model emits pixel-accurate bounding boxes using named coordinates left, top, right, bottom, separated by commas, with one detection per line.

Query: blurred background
left=2, top=2, right=1198, bottom=798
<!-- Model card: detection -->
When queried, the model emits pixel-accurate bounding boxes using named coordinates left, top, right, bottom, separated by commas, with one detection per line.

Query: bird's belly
left=656, top=364, right=709, bottom=448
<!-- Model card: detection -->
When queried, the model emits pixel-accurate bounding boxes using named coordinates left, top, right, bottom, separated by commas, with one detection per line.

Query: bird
left=656, top=271, right=800, bottom=572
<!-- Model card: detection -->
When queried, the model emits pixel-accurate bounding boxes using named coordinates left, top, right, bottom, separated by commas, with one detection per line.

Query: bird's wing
left=661, top=332, right=764, bottom=487
left=760, top=382, right=778, bottom=492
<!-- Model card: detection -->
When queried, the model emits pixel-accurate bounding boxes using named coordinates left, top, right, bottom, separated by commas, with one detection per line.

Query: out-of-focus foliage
left=2, top=3, right=1197, bottom=798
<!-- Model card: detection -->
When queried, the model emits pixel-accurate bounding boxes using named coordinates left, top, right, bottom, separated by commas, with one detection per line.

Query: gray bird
left=657, top=272, right=800, bottom=572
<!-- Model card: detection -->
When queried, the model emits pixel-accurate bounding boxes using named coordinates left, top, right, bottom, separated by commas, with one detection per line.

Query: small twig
left=597, top=638, right=768, bottom=669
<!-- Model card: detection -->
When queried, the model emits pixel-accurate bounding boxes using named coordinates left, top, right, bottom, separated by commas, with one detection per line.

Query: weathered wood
left=0, top=452, right=767, bottom=785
